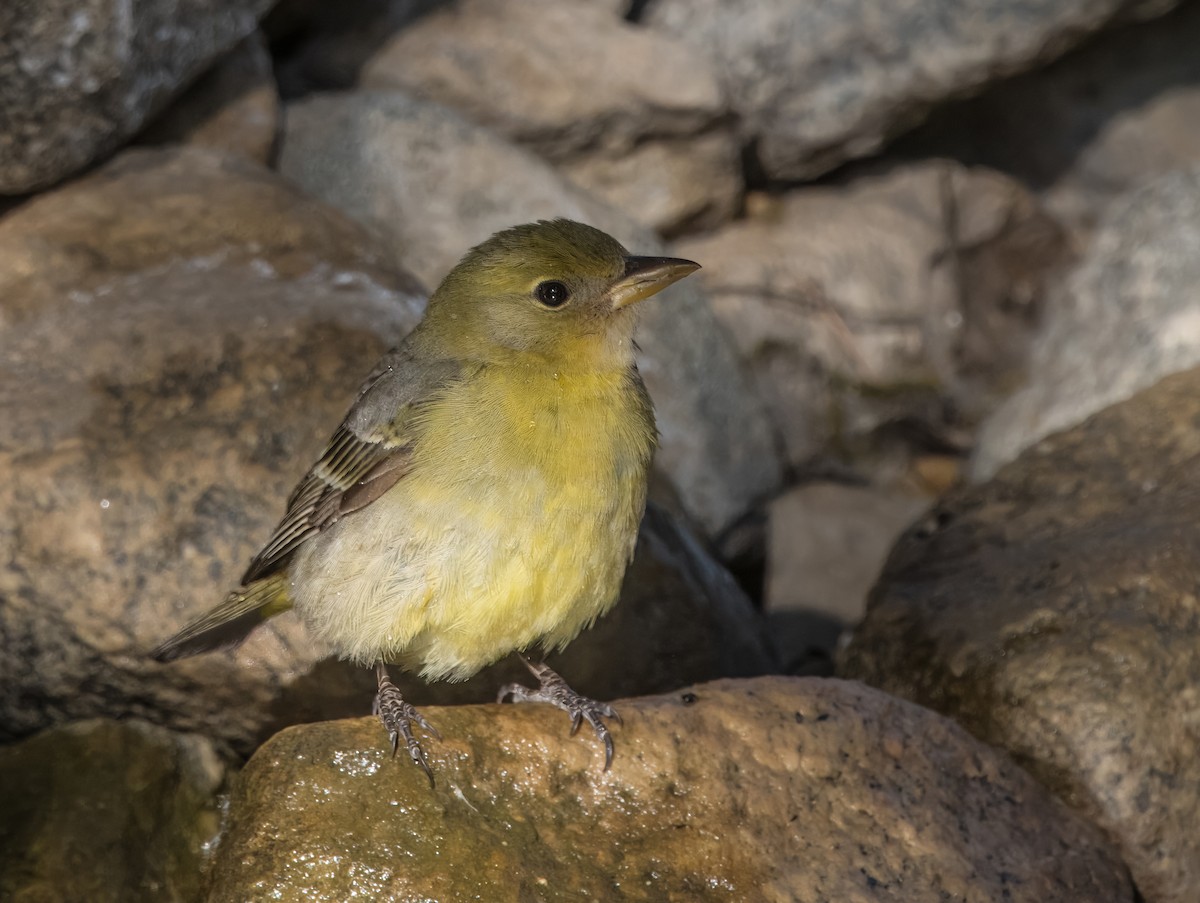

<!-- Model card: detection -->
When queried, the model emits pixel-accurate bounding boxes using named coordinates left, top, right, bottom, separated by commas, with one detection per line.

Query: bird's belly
left=288, top=457, right=644, bottom=680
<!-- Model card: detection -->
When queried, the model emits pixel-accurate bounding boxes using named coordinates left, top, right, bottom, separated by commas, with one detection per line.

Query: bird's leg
left=373, top=662, right=441, bottom=785
left=497, top=655, right=622, bottom=770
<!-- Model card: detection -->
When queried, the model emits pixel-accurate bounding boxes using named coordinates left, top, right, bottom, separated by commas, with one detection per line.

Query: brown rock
left=840, top=367, right=1200, bottom=903
left=137, top=32, right=280, bottom=165
left=676, top=160, right=1068, bottom=471
left=209, top=677, right=1133, bottom=902
left=0, top=719, right=224, bottom=903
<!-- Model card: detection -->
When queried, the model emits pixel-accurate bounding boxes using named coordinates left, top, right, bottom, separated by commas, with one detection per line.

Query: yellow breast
left=289, top=362, right=656, bottom=680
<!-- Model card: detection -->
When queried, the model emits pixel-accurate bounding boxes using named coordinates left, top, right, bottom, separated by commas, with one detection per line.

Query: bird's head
left=422, top=219, right=699, bottom=368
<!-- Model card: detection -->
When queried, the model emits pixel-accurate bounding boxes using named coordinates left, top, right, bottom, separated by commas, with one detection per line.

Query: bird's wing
left=239, top=347, right=467, bottom=585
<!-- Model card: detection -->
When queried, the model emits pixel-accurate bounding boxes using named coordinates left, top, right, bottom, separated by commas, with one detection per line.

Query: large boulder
left=208, top=678, right=1132, bottom=902
left=841, top=368, right=1200, bottom=903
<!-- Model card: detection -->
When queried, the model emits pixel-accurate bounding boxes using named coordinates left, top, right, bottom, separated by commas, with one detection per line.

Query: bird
left=152, top=219, right=700, bottom=782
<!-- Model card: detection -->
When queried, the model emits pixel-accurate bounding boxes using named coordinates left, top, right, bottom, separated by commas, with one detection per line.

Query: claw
left=498, top=656, right=621, bottom=769
left=374, top=662, right=439, bottom=786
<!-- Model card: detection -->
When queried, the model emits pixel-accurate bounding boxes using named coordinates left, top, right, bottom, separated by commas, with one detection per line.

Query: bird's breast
left=291, top=363, right=657, bottom=679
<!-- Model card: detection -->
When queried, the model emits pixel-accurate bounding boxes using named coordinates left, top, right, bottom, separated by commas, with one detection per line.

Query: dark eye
left=534, top=280, right=570, bottom=308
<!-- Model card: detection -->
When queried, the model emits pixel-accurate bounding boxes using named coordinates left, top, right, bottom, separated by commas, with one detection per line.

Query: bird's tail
left=151, top=574, right=292, bottom=662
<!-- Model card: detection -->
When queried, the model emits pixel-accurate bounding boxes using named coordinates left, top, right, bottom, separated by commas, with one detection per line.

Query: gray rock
left=209, top=678, right=1133, bottom=902
left=278, top=89, right=781, bottom=534
left=644, top=0, right=1181, bottom=180
left=136, top=31, right=280, bottom=165
left=675, top=161, right=1068, bottom=471
left=0, top=719, right=224, bottom=903
left=0, top=0, right=273, bottom=194
left=841, top=367, right=1200, bottom=903
left=972, top=165, right=1200, bottom=479
left=765, top=482, right=929, bottom=658
left=359, top=0, right=741, bottom=232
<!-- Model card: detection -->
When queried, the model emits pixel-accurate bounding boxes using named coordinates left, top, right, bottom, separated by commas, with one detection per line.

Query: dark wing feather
left=239, top=348, right=467, bottom=585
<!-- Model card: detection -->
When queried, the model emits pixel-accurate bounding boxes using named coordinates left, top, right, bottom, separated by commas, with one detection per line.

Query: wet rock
left=208, top=677, right=1133, bottom=902
left=278, top=89, right=781, bottom=535
left=137, top=31, right=280, bottom=165
left=841, top=368, right=1200, bottom=903
left=676, top=160, right=1068, bottom=472
left=644, top=0, right=1180, bottom=181
left=972, top=165, right=1200, bottom=479
left=765, top=482, right=929, bottom=661
left=0, top=719, right=224, bottom=903
left=894, top=1, right=1200, bottom=240
left=359, top=0, right=740, bottom=233
left=0, top=0, right=273, bottom=194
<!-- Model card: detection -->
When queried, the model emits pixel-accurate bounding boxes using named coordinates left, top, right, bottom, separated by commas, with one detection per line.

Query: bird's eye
left=534, top=280, right=570, bottom=308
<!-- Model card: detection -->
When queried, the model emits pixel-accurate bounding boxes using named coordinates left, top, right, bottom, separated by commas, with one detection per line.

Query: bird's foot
left=374, top=663, right=441, bottom=786
left=497, top=657, right=622, bottom=770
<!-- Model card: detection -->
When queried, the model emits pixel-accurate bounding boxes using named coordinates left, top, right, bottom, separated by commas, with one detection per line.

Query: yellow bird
left=153, top=219, right=699, bottom=780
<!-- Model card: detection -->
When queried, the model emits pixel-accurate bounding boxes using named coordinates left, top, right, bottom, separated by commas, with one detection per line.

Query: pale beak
left=609, top=256, right=701, bottom=310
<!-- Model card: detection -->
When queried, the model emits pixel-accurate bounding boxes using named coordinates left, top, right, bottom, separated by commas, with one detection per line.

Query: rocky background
left=2, top=0, right=1199, bottom=901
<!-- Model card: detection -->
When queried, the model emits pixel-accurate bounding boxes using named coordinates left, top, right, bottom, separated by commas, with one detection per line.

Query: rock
left=644, top=0, right=1181, bottom=181
left=972, top=165, right=1200, bottom=479
left=557, top=131, right=741, bottom=235
left=0, top=0, right=273, bottom=194
left=208, top=677, right=1133, bottom=902
left=765, top=482, right=929, bottom=661
left=0, top=145, right=427, bottom=752
left=359, top=0, right=741, bottom=233
left=0, top=146, right=774, bottom=753
left=136, top=31, right=280, bottom=165
left=893, top=0, right=1200, bottom=240
left=278, top=89, right=781, bottom=535
left=0, top=719, right=224, bottom=903
left=675, top=160, right=1068, bottom=472
left=840, top=368, right=1200, bottom=903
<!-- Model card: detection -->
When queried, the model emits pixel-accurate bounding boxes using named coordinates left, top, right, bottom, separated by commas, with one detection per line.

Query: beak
left=609, top=256, right=701, bottom=310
